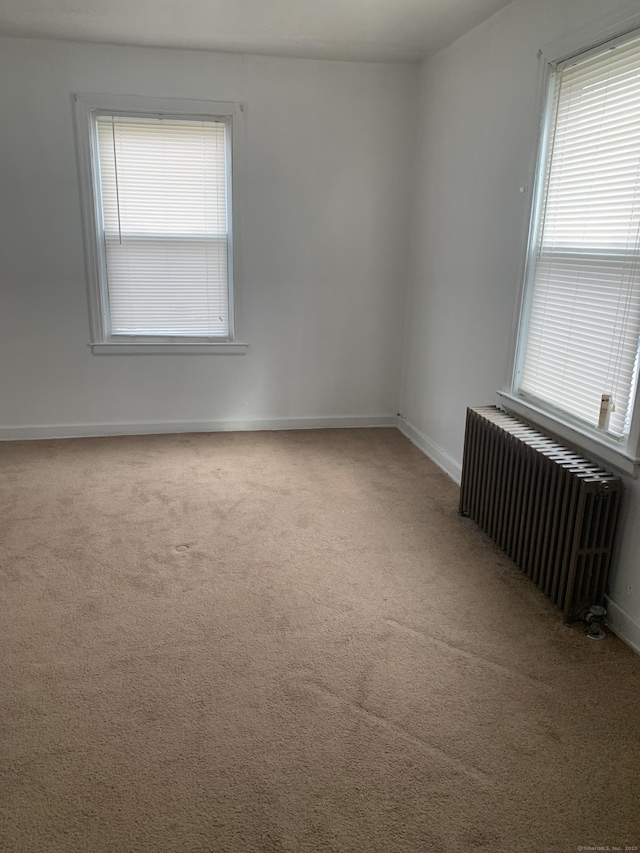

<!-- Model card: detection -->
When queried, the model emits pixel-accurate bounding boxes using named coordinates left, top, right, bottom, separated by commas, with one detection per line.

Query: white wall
left=3, top=16, right=639, bottom=651
left=400, top=0, right=640, bottom=651
left=0, top=38, right=417, bottom=435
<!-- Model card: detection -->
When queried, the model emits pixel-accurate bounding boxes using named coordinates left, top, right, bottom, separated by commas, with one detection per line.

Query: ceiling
left=0, top=0, right=513, bottom=62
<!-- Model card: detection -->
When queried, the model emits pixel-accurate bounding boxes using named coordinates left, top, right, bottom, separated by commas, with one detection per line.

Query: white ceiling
left=0, top=0, right=513, bottom=62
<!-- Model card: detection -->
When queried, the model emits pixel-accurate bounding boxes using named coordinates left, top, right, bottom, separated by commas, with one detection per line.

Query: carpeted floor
left=1, top=428, right=639, bottom=853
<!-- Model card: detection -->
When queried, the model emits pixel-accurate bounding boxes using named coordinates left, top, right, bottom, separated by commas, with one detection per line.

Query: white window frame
left=501, top=7, right=640, bottom=477
left=74, top=93, right=248, bottom=355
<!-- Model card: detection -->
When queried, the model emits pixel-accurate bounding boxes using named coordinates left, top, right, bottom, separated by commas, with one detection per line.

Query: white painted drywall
left=400, top=0, right=640, bottom=650
left=0, top=38, right=417, bottom=434
left=0, top=0, right=514, bottom=63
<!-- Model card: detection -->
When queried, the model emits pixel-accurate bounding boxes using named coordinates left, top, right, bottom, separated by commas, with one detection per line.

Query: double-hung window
left=512, top=29, right=640, bottom=467
left=74, top=95, right=246, bottom=354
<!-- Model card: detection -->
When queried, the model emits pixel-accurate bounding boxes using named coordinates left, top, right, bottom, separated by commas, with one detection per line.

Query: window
left=74, top=95, right=246, bottom=354
left=512, top=29, right=640, bottom=462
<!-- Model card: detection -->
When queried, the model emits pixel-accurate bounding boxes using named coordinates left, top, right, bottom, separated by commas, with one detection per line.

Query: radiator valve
left=585, top=605, right=607, bottom=640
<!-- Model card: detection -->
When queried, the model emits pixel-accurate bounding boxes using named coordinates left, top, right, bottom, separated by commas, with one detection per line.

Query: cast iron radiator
left=459, top=406, right=622, bottom=622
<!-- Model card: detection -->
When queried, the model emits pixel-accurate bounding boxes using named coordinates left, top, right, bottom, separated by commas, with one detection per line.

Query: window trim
left=73, top=93, right=248, bottom=355
left=497, top=391, right=640, bottom=477
left=506, top=9, right=640, bottom=477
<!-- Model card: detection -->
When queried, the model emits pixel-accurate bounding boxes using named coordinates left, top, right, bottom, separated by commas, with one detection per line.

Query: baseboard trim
left=605, top=596, right=640, bottom=655
left=397, top=418, right=462, bottom=484
left=0, top=415, right=397, bottom=441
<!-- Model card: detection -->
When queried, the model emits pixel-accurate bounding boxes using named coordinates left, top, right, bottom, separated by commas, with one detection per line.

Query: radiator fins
left=459, top=406, right=622, bottom=623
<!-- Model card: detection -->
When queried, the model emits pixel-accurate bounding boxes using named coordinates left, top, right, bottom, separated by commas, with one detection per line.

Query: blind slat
left=96, top=115, right=230, bottom=338
left=519, top=30, right=640, bottom=438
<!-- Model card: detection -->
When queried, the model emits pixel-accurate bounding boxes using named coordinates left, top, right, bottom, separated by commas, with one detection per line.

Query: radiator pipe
left=585, top=605, right=607, bottom=640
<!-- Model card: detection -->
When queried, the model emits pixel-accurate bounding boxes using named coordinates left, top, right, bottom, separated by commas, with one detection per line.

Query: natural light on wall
left=517, top=30, right=640, bottom=439
left=95, top=115, right=230, bottom=338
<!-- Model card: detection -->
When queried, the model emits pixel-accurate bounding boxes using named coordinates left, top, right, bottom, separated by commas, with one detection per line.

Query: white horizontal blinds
left=519, top=31, right=640, bottom=437
left=95, top=115, right=229, bottom=337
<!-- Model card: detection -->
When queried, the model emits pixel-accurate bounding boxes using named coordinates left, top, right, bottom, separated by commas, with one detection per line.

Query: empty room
left=1, top=0, right=640, bottom=850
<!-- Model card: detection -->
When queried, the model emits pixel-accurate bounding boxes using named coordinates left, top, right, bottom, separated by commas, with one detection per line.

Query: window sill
left=496, top=391, right=640, bottom=478
left=90, top=342, right=249, bottom=356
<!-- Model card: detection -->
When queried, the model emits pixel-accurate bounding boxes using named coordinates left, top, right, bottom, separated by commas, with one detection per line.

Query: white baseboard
left=0, top=415, right=397, bottom=441
left=397, top=420, right=639, bottom=656
left=605, top=596, right=640, bottom=655
left=397, top=418, right=462, bottom=484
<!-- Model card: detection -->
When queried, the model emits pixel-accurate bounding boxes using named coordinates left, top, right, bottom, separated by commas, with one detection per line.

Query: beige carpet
left=1, top=428, right=639, bottom=853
